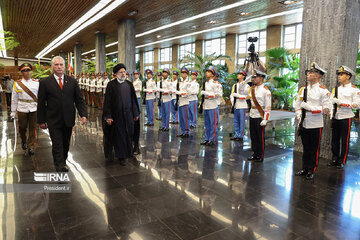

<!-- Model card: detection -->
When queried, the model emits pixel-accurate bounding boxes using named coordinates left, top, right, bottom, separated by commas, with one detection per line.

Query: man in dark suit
left=37, top=56, right=87, bottom=172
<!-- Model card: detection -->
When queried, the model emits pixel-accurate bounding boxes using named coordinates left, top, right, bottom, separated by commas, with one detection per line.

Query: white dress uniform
left=294, top=62, right=332, bottom=178
left=103, top=78, right=110, bottom=94
left=330, top=65, right=360, bottom=167
left=188, top=79, right=199, bottom=128
left=160, top=78, right=173, bottom=130
left=231, top=80, right=250, bottom=139
left=144, top=79, right=156, bottom=125
left=133, top=78, right=142, bottom=99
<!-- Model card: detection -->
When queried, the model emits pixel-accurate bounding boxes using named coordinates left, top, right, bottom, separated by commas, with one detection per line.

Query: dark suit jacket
left=37, top=74, right=87, bottom=128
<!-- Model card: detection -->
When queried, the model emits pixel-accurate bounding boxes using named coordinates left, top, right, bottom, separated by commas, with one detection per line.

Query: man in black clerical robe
left=103, top=63, right=140, bottom=165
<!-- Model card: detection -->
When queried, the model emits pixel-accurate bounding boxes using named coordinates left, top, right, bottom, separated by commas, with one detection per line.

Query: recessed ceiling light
left=208, top=20, right=218, bottom=24
left=128, top=10, right=138, bottom=16
left=191, top=25, right=197, bottom=29
left=279, top=0, right=298, bottom=5
left=156, top=35, right=161, bottom=38
left=240, top=12, right=252, bottom=16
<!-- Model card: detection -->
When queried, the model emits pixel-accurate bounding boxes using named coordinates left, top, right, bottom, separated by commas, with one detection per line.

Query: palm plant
left=32, top=63, right=51, bottom=80
left=265, top=47, right=300, bottom=110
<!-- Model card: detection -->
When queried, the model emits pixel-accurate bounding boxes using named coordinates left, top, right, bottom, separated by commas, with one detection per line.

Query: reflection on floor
left=1, top=105, right=360, bottom=240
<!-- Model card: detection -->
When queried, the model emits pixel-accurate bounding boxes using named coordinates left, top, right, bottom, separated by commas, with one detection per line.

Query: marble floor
left=1, top=105, right=360, bottom=240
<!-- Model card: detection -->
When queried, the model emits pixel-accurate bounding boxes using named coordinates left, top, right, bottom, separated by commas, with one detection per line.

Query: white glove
left=143, top=89, right=148, bottom=92
left=232, top=93, right=241, bottom=98
left=331, top=98, right=342, bottom=105
left=352, top=103, right=359, bottom=109
left=300, top=102, right=313, bottom=111
left=260, top=120, right=267, bottom=126
left=296, top=112, right=301, bottom=121
left=10, top=112, right=16, bottom=119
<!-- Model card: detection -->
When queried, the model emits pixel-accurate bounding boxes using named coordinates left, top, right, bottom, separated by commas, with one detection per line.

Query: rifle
left=174, top=80, right=180, bottom=111
left=142, top=80, right=147, bottom=105
left=158, top=78, right=162, bottom=107
left=331, top=56, right=339, bottom=126
left=198, top=77, right=206, bottom=114
left=298, top=56, right=308, bottom=136
left=231, top=83, right=237, bottom=114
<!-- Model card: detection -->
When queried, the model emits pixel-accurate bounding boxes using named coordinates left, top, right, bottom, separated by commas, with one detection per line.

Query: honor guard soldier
left=175, top=67, right=191, bottom=137
left=171, top=70, right=179, bottom=124
left=156, top=71, right=163, bottom=121
left=230, top=69, right=250, bottom=141
left=80, top=72, right=85, bottom=98
left=294, top=62, right=332, bottom=180
left=95, top=73, right=103, bottom=108
left=143, top=69, right=156, bottom=126
left=89, top=73, right=97, bottom=107
left=200, top=66, right=218, bottom=146
left=85, top=73, right=91, bottom=105
left=159, top=68, right=172, bottom=131
left=247, top=69, right=271, bottom=162
left=11, top=63, right=39, bottom=155
left=102, top=72, right=110, bottom=96
left=329, top=66, right=360, bottom=169
left=133, top=70, right=142, bottom=108
left=189, top=70, right=200, bottom=128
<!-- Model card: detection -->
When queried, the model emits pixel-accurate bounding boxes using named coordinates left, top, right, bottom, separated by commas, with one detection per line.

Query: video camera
left=2, top=75, right=10, bottom=81
left=247, top=37, right=259, bottom=63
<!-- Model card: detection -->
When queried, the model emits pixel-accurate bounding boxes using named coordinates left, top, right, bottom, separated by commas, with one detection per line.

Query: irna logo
left=34, top=172, right=70, bottom=182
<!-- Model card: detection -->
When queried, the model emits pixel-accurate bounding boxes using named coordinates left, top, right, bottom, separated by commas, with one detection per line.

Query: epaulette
left=264, top=86, right=269, bottom=90
left=352, top=84, right=358, bottom=88
left=319, top=85, right=327, bottom=89
left=32, top=78, right=39, bottom=82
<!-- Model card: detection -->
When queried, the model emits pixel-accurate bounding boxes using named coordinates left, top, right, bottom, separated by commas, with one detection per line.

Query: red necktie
left=59, top=77, right=63, bottom=90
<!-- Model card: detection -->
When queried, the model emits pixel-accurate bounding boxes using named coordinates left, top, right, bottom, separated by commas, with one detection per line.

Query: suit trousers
left=48, top=126, right=73, bottom=168
left=331, top=118, right=351, bottom=165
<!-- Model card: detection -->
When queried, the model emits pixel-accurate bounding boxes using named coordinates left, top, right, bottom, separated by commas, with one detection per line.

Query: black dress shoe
left=247, top=155, right=257, bottom=161
left=28, top=149, right=35, bottom=155
left=119, top=158, right=126, bottom=166
left=206, top=141, right=215, bottom=146
left=182, top=134, right=189, bottom=138
left=236, top=138, right=244, bottom=142
left=162, top=129, right=169, bottom=132
left=337, top=163, right=344, bottom=170
left=295, top=169, right=307, bottom=176
left=230, top=137, right=237, bottom=141
left=57, top=165, right=69, bottom=172
left=159, top=127, right=164, bottom=131
left=254, top=157, right=263, bottom=162
left=200, top=140, right=209, bottom=145
left=327, top=161, right=337, bottom=166
left=306, top=173, right=314, bottom=180
left=177, top=134, right=183, bottom=137
left=22, top=142, right=27, bottom=150
left=190, top=126, right=194, bottom=129
left=133, top=147, right=141, bottom=155
left=144, top=122, right=150, bottom=126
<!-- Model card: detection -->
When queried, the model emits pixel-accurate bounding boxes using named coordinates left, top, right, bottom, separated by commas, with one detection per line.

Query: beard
left=118, top=74, right=126, bottom=81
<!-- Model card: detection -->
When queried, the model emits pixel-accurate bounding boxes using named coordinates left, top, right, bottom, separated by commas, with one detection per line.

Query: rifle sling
left=251, top=86, right=264, bottom=118
left=16, top=80, right=38, bottom=102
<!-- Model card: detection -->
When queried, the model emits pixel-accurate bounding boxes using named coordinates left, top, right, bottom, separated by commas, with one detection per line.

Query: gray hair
left=51, top=56, right=65, bottom=65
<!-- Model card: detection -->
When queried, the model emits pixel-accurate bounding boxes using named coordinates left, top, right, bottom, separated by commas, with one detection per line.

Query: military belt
left=19, top=99, right=36, bottom=103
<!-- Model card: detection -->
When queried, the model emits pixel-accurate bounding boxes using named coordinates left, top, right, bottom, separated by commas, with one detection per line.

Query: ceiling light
left=207, top=20, right=218, bottom=24
left=279, top=0, right=298, bottom=5
left=106, top=51, right=117, bottom=56
left=240, top=12, right=252, bottom=16
left=128, top=10, right=138, bottom=16
left=156, top=35, right=161, bottom=38
left=136, top=8, right=303, bottom=48
left=136, top=0, right=257, bottom=38
left=191, top=25, right=197, bottom=29
left=36, top=0, right=127, bottom=58
left=0, top=5, right=7, bottom=57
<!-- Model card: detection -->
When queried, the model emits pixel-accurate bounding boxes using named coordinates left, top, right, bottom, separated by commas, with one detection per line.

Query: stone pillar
left=172, top=45, right=179, bottom=69
left=225, top=34, right=236, bottom=73
left=139, top=51, right=144, bottom=75
left=117, top=19, right=136, bottom=73
left=154, top=48, right=159, bottom=73
left=74, top=44, right=82, bottom=75
left=195, top=40, right=203, bottom=56
left=95, top=33, right=106, bottom=73
left=294, top=0, right=360, bottom=159
left=266, top=25, right=282, bottom=50
left=59, top=51, right=67, bottom=61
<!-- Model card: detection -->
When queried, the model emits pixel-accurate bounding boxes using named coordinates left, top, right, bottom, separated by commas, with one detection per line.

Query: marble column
left=172, top=45, right=179, bottom=70
left=95, top=33, right=106, bottom=73
left=225, top=34, right=236, bottom=73
left=294, top=0, right=360, bottom=159
left=139, top=51, right=144, bottom=74
left=195, top=40, right=203, bottom=56
left=117, top=19, right=136, bottom=73
left=74, top=44, right=82, bottom=75
left=154, top=48, right=159, bottom=73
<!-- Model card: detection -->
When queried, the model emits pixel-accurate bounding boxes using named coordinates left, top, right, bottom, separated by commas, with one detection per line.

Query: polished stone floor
left=1, top=104, right=360, bottom=240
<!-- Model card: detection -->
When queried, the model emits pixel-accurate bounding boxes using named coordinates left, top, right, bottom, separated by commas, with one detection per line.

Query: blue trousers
left=234, top=108, right=246, bottom=138
left=215, top=107, right=219, bottom=134
left=179, top=105, right=189, bottom=135
left=188, top=100, right=198, bottom=127
left=161, top=101, right=171, bottom=129
left=146, top=99, right=154, bottom=124
left=171, top=99, right=178, bottom=122
left=137, top=98, right=141, bottom=113
left=204, top=109, right=216, bottom=142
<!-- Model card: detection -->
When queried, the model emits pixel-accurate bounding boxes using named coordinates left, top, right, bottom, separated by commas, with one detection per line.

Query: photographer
left=243, top=37, right=266, bottom=76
